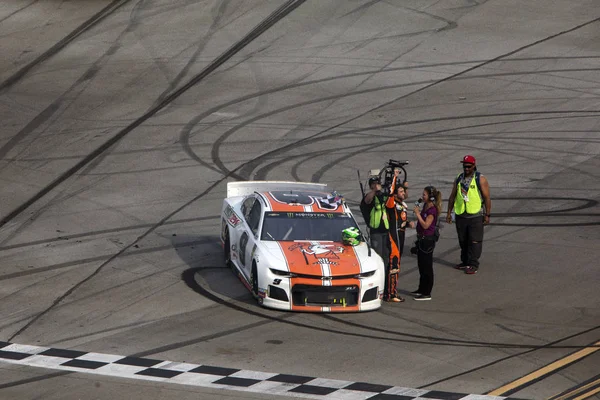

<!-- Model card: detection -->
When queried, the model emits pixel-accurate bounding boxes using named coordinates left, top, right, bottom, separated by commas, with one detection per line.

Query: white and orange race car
left=221, top=181, right=385, bottom=312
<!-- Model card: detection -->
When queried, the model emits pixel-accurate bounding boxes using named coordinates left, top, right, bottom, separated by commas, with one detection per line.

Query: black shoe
left=454, top=263, right=467, bottom=270
left=465, top=266, right=478, bottom=275
left=410, top=290, right=421, bottom=296
left=413, top=294, right=431, bottom=301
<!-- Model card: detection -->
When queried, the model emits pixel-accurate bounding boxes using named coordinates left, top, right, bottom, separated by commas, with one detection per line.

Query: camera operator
left=360, top=170, right=403, bottom=302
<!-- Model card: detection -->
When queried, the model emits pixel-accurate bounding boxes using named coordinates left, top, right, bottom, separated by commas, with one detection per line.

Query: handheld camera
left=368, top=159, right=409, bottom=196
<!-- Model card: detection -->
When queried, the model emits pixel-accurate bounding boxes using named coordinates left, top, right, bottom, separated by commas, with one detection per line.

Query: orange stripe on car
left=330, top=305, right=360, bottom=312
left=263, top=192, right=345, bottom=213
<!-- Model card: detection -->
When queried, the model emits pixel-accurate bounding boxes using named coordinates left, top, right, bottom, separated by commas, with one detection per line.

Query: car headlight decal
left=356, top=270, right=376, bottom=278
left=269, top=268, right=296, bottom=277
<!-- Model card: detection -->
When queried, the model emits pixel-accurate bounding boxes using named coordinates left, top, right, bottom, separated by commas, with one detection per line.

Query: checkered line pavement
left=0, top=341, right=527, bottom=399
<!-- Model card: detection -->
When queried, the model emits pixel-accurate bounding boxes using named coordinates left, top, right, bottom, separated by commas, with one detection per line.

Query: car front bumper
left=259, top=267, right=384, bottom=312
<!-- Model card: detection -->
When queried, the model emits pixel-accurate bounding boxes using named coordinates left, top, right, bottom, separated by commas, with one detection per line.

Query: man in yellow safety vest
left=360, top=171, right=403, bottom=302
left=446, top=155, right=492, bottom=275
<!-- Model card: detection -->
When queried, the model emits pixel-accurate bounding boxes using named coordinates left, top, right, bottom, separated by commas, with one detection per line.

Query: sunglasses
left=462, top=164, right=474, bottom=169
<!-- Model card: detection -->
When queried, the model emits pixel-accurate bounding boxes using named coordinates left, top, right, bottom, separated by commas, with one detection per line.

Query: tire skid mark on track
left=0, top=215, right=217, bottom=252
left=180, top=60, right=599, bottom=176
left=29, top=0, right=229, bottom=234
left=548, top=373, right=600, bottom=400
left=0, top=0, right=131, bottom=93
left=206, top=15, right=600, bottom=177
left=0, top=0, right=306, bottom=230
left=486, top=339, right=600, bottom=396
left=186, top=266, right=600, bottom=351
left=221, top=109, right=600, bottom=181
left=247, top=111, right=599, bottom=186
left=319, top=313, right=600, bottom=390
left=0, top=0, right=39, bottom=25
left=208, top=75, right=599, bottom=180
left=53, top=303, right=226, bottom=347
left=40, top=1, right=250, bottom=182
left=0, top=269, right=224, bottom=336
left=2, top=6, right=598, bottom=392
left=0, top=1, right=155, bottom=245
left=151, top=0, right=232, bottom=107
left=0, top=237, right=215, bottom=282
left=0, top=371, right=71, bottom=390
left=0, top=281, right=282, bottom=390
left=176, top=17, right=600, bottom=393
left=3, top=0, right=308, bottom=342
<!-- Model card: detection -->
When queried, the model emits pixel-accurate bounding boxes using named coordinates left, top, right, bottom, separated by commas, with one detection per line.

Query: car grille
left=291, top=284, right=359, bottom=307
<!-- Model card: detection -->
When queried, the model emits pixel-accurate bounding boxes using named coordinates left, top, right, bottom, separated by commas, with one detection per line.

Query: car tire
left=251, top=262, right=259, bottom=297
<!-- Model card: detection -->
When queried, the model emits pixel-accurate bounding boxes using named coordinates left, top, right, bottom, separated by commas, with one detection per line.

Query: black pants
left=370, top=230, right=390, bottom=263
left=417, top=237, right=435, bottom=296
left=455, top=214, right=484, bottom=268
left=397, top=229, right=406, bottom=257
left=371, top=230, right=396, bottom=299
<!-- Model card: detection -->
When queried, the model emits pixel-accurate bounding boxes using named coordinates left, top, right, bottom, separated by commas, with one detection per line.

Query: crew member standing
left=446, top=155, right=492, bottom=275
left=360, top=171, right=403, bottom=302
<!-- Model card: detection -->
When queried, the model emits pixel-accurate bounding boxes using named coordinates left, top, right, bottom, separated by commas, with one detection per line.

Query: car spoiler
left=227, top=181, right=328, bottom=198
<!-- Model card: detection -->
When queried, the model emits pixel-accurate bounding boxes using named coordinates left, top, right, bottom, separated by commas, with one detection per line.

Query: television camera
left=356, top=159, right=410, bottom=257
left=360, top=159, right=409, bottom=197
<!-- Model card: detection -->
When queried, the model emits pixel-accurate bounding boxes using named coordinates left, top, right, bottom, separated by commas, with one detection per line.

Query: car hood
left=261, top=241, right=382, bottom=276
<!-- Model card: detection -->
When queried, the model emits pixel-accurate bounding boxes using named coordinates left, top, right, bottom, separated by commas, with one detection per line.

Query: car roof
left=257, top=190, right=348, bottom=213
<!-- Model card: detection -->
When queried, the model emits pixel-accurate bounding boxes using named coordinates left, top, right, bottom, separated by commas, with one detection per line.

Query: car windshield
left=261, top=212, right=358, bottom=242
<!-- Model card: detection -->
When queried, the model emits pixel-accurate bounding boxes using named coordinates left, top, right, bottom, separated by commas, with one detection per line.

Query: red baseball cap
left=460, top=155, right=476, bottom=164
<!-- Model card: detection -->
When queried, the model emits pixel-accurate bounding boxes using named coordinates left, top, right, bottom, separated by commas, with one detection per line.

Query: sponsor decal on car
left=288, top=242, right=344, bottom=266
left=258, top=288, right=267, bottom=298
left=265, top=191, right=345, bottom=212
left=224, top=205, right=242, bottom=227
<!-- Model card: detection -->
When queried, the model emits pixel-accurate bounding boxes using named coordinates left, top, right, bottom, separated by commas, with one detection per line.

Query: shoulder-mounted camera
left=368, top=159, right=409, bottom=196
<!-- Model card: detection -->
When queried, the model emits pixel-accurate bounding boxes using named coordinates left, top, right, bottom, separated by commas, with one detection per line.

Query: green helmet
left=342, top=227, right=361, bottom=246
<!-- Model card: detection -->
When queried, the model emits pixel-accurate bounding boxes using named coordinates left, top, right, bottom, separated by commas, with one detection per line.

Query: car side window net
left=248, top=201, right=262, bottom=235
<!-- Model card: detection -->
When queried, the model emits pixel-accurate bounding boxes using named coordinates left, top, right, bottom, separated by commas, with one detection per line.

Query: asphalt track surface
left=0, top=1, right=599, bottom=399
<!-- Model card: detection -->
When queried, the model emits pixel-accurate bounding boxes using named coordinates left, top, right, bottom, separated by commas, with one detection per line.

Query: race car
left=221, top=181, right=385, bottom=312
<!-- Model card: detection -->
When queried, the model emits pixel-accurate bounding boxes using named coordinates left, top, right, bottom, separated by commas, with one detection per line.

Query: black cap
left=368, top=176, right=380, bottom=184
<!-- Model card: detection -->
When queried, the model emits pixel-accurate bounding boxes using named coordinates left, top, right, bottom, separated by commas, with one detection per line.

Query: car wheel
left=251, top=262, right=259, bottom=297
left=223, top=228, right=231, bottom=267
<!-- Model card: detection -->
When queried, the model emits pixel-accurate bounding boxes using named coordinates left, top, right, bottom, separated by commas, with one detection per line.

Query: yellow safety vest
left=454, top=174, right=482, bottom=215
left=369, top=196, right=389, bottom=229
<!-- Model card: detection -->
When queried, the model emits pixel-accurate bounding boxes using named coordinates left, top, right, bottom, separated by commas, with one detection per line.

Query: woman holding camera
left=412, top=186, right=442, bottom=301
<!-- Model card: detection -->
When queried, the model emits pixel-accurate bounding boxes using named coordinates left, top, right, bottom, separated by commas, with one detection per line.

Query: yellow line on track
left=573, top=385, right=600, bottom=400
left=488, top=340, right=600, bottom=396
left=550, top=377, right=600, bottom=400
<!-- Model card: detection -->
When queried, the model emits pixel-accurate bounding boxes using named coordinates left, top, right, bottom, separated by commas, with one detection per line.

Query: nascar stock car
left=221, top=181, right=385, bottom=312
